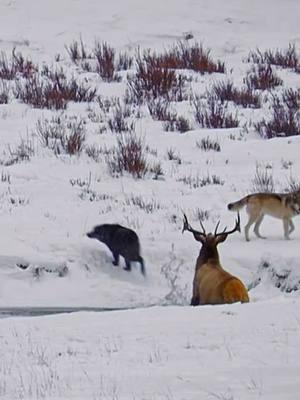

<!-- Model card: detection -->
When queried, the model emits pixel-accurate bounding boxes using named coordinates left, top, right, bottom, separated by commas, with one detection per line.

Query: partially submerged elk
left=182, top=213, right=249, bottom=306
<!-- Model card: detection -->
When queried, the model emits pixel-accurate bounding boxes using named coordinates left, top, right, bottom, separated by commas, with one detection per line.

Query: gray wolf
left=87, top=224, right=145, bottom=275
left=227, top=192, right=300, bottom=241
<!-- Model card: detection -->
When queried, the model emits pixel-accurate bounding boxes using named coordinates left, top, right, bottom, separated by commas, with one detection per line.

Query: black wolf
left=87, top=224, right=145, bottom=275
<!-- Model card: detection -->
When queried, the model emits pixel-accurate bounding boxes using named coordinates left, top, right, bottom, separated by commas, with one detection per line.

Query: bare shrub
left=35, top=115, right=86, bottom=155
left=245, top=64, right=283, bottom=90
left=108, top=103, right=135, bottom=133
left=255, top=89, right=300, bottom=138
left=64, top=123, right=86, bottom=155
left=251, top=165, right=274, bottom=193
left=247, top=44, right=299, bottom=70
left=0, top=80, right=9, bottom=103
left=107, top=133, right=148, bottom=178
left=163, top=115, right=192, bottom=133
left=65, top=38, right=92, bottom=63
left=4, top=137, right=35, bottom=165
left=212, top=80, right=261, bottom=108
left=285, top=176, right=300, bottom=193
left=196, top=136, right=221, bottom=152
left=0, top=52, right=14, bottom=80
left=194, top=208, right=210, bottom=221
left=179, top=173, right=224, bottom=188
left=85, top=144, right=112, bottom=162
left=97, top=95, right=119, bottom=114
left=1, top=171, right=11, bottom=183
left=94, top=41, right=118, bottom=81
left=116, top=52, right=134, bottom=71
left=127, top=52, right=187, bottom=103
left=151, top=41, right=225, bottom=74
left=166, top=148, right=181, bottom=163
left=14, top=73, right=96, bottom=109
left=149, top=162, right=164, bottom=180
left=15, top=75, right=66, bottom=109
left=194, top=95, right=239, bottom=128
left=125, top=194, right=161, bottom=213
left=12, top=49, right=37, bottom=78
left=147, top=97, right=172, bottom=121
left=0, top=49, right=36, bottom=80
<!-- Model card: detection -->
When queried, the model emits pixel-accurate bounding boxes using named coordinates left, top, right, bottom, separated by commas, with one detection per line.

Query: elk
left=182, top=213, right=249, bottom=306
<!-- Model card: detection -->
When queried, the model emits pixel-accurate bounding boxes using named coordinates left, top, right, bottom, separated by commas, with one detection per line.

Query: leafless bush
left=147, top=97, right=173, bottom=121
left=255, top=89, right=300, bottom=138
left=65, top=38, right=92, bottom=63
left=97, top=95, right=120, bottom=114
left=15, top=75, right=66, bottom=109
left=245, top=64, right=283, bottom=90
left=125, top=194, right=161, bottom=213
left=163, top=115, right=192, bottom=133
left=127, top=52, right=187, bottom=103
left=64, top=124, right=86, bottom=155
left=0, top=80, right=9, bottom=103
left=194, top=95, right=239, bottom=128
left=194, top=208, right=210, bottom=221
left=150, top=41, right=225, bottom=74
left=179, top=173, right=224, bottom=188
left=251, top=165, right=274, bottom=193
left=149, top=162, right=164, bottom=180
left=247, top=44, right=299, bottom=70
left=116, top=51, right=134, bottom=71
left=1, top=171, right=11, bottom=183
left=108, top=103, right=135, bottom=133
left=285, top=176, right=300, bottom=193
left=94, top=41, right=119, bottom=81
left=196, top=136, right=221, bottom=151
left=85, top=144, right=113, bottom=162
left=0, top=49, right=36, bottom=80
left=0, top=52, right=14, bottom=80
left=212, top=80, right=261, bottom=108
left=14, top=73, right=96, bottom=109
left=107, top=133, right=148, bottom=178
left=166, top=148, right=181, bottom=163
left=5, top=137, right=35, bottom=165
left=35, top=115, right=86, bottom=155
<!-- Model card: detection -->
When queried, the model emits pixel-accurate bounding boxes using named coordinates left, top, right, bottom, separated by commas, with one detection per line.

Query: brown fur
left=228, top=192, right=300, bottom=241
left=190, top=236, right=249, bottom=305
left=183, top=215, right=249, bottom=306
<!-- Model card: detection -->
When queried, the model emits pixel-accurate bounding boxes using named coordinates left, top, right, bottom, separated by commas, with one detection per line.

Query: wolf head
left=288, top=192, right=300, bottom=215
left=86, top=225, right=110, bottom=243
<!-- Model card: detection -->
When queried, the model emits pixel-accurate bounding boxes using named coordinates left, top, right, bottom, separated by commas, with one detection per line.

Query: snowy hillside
left=0, top=0, right=300, bottom=398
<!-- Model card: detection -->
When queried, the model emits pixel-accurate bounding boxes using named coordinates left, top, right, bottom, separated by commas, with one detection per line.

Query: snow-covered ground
left=0, top=0, right=300, bottom=398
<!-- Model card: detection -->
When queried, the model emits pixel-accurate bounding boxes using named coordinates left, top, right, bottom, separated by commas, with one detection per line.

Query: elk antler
left=182, top=213, right=206, bottom=236
left=215, top=212, right=241, bottom=237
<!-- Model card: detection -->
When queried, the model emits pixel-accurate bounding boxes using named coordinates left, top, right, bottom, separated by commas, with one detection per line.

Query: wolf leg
left=138, top=256, right=145, bottom=276
left=112, top=252, right=120, bottom=266
left=253, top=214, right=266, bottom=239
left=289, top=219, right=295, bottom=234
left=124, top=260, right=131, bottom=271
left=244, top=213, right=259, bottom=241
left=283, top=218, right=291, bottom=240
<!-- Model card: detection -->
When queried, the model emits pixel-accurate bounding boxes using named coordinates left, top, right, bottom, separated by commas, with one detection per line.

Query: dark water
left=0, top=306, right=132, bottom=318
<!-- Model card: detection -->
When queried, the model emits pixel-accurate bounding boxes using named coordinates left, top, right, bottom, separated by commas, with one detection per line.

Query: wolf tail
left=227, top=195, right=250, bottom=212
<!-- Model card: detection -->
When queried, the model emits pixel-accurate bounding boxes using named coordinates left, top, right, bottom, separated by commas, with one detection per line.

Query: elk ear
left=215, top=233, right=228, bottom=245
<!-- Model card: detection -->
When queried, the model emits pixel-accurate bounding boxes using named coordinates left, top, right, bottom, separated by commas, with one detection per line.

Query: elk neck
left=197, top=242, right=220, bottom=268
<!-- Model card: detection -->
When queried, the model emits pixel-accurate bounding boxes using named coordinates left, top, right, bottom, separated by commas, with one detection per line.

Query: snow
left=0, top=0, right=300, bottom=398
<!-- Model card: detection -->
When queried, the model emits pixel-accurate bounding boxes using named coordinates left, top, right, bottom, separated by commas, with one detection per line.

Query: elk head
left=182, top=212, right=240, bottom=247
